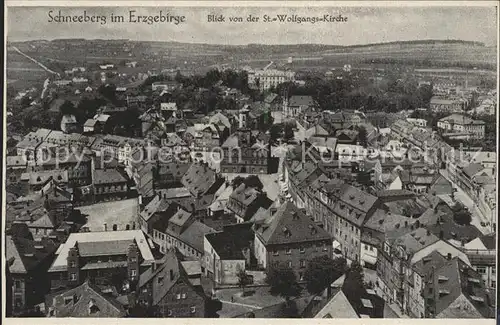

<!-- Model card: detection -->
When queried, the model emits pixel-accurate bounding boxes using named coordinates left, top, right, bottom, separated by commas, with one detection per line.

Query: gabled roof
left=462, top=163, right=485, bottom=179
left=314, top=290, right=359, bottom=318
left=289, top=95, right=314, bottom=107
left=205, top=223, right=254, bottom=260
left=6, top=235, right=58, bottom=274
left=93, top=169, right=127, bottom=185
left=254, top=201, right=332, bottom=246
left=181, top=162, right=222, bottom=197
left=49, top=230, right=154, bottom=272
left=45, top=280, right=126, bottom=317
left=425, top=257, right=494, bottom=318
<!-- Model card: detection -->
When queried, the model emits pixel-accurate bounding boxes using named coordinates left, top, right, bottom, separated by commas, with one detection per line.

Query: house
left=83, top=119, right=98, bottom=133
left=437, top=114, right=485, bottom=140
left=253, top=201, right=333, bottom=279
left=20, top=170, right=69, bottom=194
left=287, top=96, right=315, bottom=116
left=220, top=129, right=278, bottom=174
left=406, top=118, right=427, bottom=128
left=30, top=152, right=92, bottom=187
left=376, top=227, right=471, bottom=314
left=423, top=257, right=494, bottom=318
left=463, top=233, right=496, bottom=289
left=184, top=123, right=222, bottom=150
left=135, top=249, right=208, bottom=317
left=6, top=235, right=58, bottom=315
left=93, top=168, right=129, bottom=202
left=335, top=129, right=359, bottom=145
left=151, top=81, right=181, bottom=92
left=45, top=280, right=127, bottom=317
left=60, top=114, right=79, bottom=134
left=203, top=223, right=254, bottom=284
left=47, top=230, right=155, bottom=291
left=152, top=207, right=215, bottom=260
left=181, top=162, right=225, bottom=212
left=430, top=96, right=465, bottom=113
left=6, top=155, right=28, bottom=185
left=227, top=184, right=273, bottom=223
left=247, top=66, right=295, bottom=91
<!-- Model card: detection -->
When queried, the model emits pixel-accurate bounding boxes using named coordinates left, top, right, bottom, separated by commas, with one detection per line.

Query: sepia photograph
left=3, top=1, right=498, bottom=321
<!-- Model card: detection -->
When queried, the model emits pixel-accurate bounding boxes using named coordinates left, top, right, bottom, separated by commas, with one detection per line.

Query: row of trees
left=237, top=256, right=364, bottom=302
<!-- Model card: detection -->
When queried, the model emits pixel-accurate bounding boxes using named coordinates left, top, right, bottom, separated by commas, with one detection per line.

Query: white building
left=437, top=114, right=485, bottom=140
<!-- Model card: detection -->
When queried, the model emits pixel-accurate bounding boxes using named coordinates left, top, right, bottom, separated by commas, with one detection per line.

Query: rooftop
left=254, top=201, right=332, bottom=246
left=49, top=230, right=154, bottom=272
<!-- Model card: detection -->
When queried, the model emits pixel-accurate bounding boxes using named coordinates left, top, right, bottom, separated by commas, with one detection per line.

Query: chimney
left=270, top=207, right=277, bottom=215
left=447, top=253, right=452, bottom=260
left=426, top=229, right=431, bottom=236
left=104, top=223, right=107, bottom=231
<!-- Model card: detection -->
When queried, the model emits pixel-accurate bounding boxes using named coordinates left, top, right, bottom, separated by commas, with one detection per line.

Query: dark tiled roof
left=205, top=223, right=254, bottom=260
left=181, top=162, right=222, bottom=197
left=78, top=240, right=135, bottom=257
left=6, top=235, right=58, bottom=274
left=254, top=201, right=332, bottom=246
left=93, top=169, right=128, bottom=185
left=425, top=257, right=495, bottom=318
left=45, top=281, right=126, bottom=317
left=289, top=95, right=314, bottom=107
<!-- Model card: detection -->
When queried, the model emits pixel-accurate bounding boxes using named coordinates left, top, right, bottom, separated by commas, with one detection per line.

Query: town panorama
left=4, top=4, right=498, bottom=320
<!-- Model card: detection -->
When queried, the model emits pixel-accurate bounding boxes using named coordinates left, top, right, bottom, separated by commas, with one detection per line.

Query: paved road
left=439, top=169, right=492, bottom=234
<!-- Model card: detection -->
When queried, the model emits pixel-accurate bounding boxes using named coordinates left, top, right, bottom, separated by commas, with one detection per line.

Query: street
left=439, top=169, right=492, bottom=234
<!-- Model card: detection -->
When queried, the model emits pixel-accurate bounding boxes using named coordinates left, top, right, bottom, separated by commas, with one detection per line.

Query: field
left=6, top=48, right=50, bottom=91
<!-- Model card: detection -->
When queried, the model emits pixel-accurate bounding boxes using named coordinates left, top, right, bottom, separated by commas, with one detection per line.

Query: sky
left=6, top=6, right=498, bottom=46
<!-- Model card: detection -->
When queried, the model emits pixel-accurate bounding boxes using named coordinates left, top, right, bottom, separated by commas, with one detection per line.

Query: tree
left=244, top=175, right=263, bottom=191
left=453, top=204, right=472, bottom=225
left=266, top=264, right=301, bottom=302
left=304, top=256, right=347, bottom=295
left=357, top=126, right=368, bottom=147
left=59, top=100, right=75, bottom=115
left=342, top=261, right=365, bottom=310
left=283, top=121, right=295, bottom=142
left=237, top=269, right=252, bottom=295
left=231, top=176, right=245, bottom=188
left=269, top=124, right=284, bottom=144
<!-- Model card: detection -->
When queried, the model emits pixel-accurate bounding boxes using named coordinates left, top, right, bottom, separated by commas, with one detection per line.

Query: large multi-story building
left=220, top=129, right=278, bottom=174
left=253, top=201, right=332, bottom=280
left=47, top=230, right=155, bottom=291
left=6, top=235, right=58, bottom=315
left=135, top=249, right=208, bottom=317
left=437, top=114, right=485, bottom=140
left=246, top=65, right=296, bottom=91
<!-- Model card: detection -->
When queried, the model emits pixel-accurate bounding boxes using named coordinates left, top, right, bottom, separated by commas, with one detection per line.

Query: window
left=14, top=280, right=21, bottom=289
left=131, top=270, right=137, bottom=277
left=492, top=267, right=496, bottom=275
left=286, top=248, right=291, bottom=255
left=176, top=294, right=181, bottom=300
left=364, top=245, right=368, bottom=250
left=299, top=246, right=305, bottom=253
left=168, top=310, right=173, bottom=316
left=191, top=306, right=196, bottom=314
left=70, top=273, right=77, bottom=281
left=300, top=260, right=306, bottom=268
left=181, top=293, right=187, bottom=299
left=142, top=288, right=148, bottom=293
left=323, top=245, right=328, bottom=252
left=273, top=250, right=279, bottom=256
left=288, top=261, right=292, bottom=268
left=477, top=267, right=487, bottom=274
